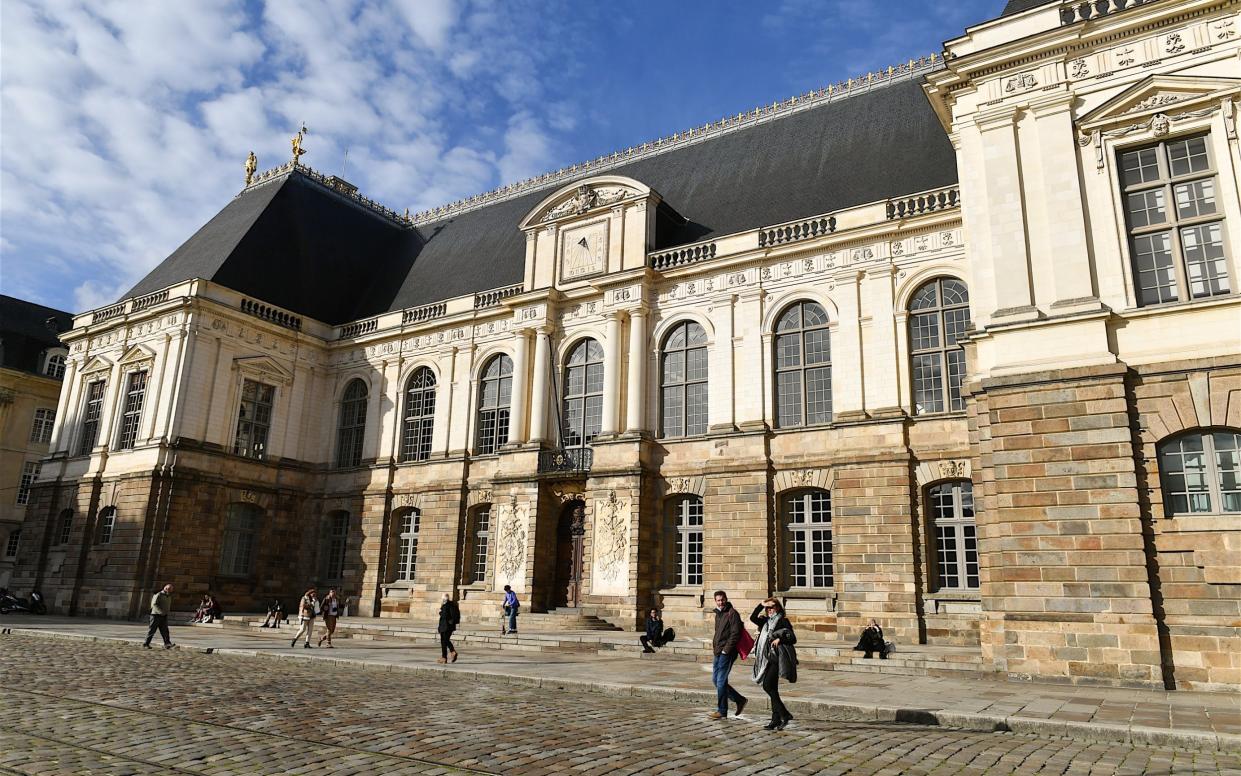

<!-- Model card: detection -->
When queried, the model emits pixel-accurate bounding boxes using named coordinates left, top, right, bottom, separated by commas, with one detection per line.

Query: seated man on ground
left=639, top=608, right=675, bottom=653
left=853, top=618, right=889, bottom=659
left=260, top=599, right=285, bottom=628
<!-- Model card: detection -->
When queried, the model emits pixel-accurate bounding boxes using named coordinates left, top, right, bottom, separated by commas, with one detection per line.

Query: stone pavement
left=3, top=615, right=1238, bottom=757
left=3, top=631, right=1241, bottom=776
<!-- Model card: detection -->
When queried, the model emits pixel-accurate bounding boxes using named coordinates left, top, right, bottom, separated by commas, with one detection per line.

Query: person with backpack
left=290, top=587, right=317, bottom=649
left=437, top=593, right=461, bottom=663
left=501, top=585, right=519, bottom=635
left=707, top=590, right=748, bottom=720
left=751, top=598, right=797, bottom=730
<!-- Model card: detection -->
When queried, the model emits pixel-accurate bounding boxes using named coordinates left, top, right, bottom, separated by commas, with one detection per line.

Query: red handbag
left=737, top=628, right=755, bottom=660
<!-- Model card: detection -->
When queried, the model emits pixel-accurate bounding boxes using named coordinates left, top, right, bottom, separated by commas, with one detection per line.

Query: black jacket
left=713, top=603, right=743, bottom=656
left=855, top=625, right=885, bottom=652
left=437, top=600, right=461, bottom=634
left=750, top=604, right=798, bottom=682
left=645, top=616, right=664, bottom=641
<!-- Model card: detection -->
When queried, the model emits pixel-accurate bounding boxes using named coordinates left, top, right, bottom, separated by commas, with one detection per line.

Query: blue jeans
left=507, top=608, right=518, bottom=632
left=712, top=652, right=745, bottom=715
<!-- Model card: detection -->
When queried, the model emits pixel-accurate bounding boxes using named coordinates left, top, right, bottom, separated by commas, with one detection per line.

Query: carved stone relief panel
left=774, top=468, right=835, bottom=493
left=590, top=490, right=630, bottom=596
left=493, top=500, right=529, bottom=593
left=913, top=459, right=972, bottom=488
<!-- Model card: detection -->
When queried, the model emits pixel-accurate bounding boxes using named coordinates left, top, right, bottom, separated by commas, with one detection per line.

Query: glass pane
left=1120, top=147, right=1160, bottom=186
left=909, top=283, right=938, bottom=310
left=1174, top=179, right=1216, bottom=219
left=685, top=347, right=708, bottom=382
left=585, top=364, right=604, bottom=395
left=939, top=279, right=969, bottom=306
left=685, top=382, right=708, bottom=436
left=662, top=351, right=685, bottom=384
left=1180, top=223, right=1230, bottom=298
left=1166, top=136, right=1209, bottom=177
left=913, top=353, right=945, bottom=415
left=943, top=308, right=970, bottom=347
left=776, top=371, right=802, bottom=427
left=1214, top=431, right=1241, bottom=513
left=775, top=333, right=801, bottom=368
left=1125, top=188, right=1165, bottom=228
left=805, top=366, right=832, bottom=425
left=936, top=525, right=959, bottom=589
left=685, top=322, right=708, bottom=346
left=666, top=325, right=686, bottom=349
left=776, top=305, right=801, bottom=331
left=803, top=328, right=831, bottom=366
left=1132, top=232, right=1178, bottom=305
left=586, top=340, right=604, bottom=362
left=802, top=302, right=829, bottom=328
left=910, top=312, right=940, bottom=352
left=661, top=387, right=684, bottom=438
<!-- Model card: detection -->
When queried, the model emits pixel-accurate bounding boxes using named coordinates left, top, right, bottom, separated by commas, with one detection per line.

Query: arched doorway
left=553, top=500, right=586, bottom=608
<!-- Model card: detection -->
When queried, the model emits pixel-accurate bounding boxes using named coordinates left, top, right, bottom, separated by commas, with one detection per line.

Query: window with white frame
left=563, top=339, right=604, bottom=458
left=96, top=506, right=116, bottom=544
left=16, top=461, right=40, bottom=506
left=114, top=370, right=148, bottom=450
left=78, top=379, right=106, bottom=456
left=4, top=530, right=19, bottom=559
left=1119, top=134, right=1231, bottom=306
left=476, top=356, right=512, bottom=455
left=928, top=480, right=979, bottom=591
left=783, top=489, right=833, bottom=588
left=56, top=509, right=74, bottom=545
left=322, top=511, right=349, bottom=582
left=908, top=278, right=970, bottom=415
left=393, top=508, right=420, bottom=582
left=335, top=379, right=368, bottom=468
left=233, top=379, right=274, bottom=459
left=44, top=353, right=66, bottom=379
left=219, top=503, right=261, bottom=576
left=30, top=408, right=55, bottom=444
left=469, top=506, right=491, bottom=583
left=667, top=495, right=704, bottom=587
left=1158, top=429, right=1241, bottom=516
left=774, top=301, right=832, bottom=428
left=401, top=367, right=436, bottom=462
left=660, top=322, right=709, bottom=438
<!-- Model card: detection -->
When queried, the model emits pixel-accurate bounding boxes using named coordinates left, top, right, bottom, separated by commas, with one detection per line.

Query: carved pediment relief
left=117, top=344, right=156, bottom=366
left=233, top=355, right=293, bottom=384
left=80, top=355, right=113, bottom=375
left=518, top=175, right=653, bottom=229
left=1078, top=75, right=1241, bottom=131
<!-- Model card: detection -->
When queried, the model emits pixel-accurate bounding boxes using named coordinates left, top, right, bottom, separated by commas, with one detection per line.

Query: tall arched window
left=56, top=509, right=74, bottom=545
left=1158, top=429, right=1241, bottom=515
left=476, top=355, right=513, bottom=455
left=660, top=321, right=708, bottom=438
left=928, top=480, right=978, bottom=591
left=393, top=508, right=421, bottom=582
left=220, top=503, right=261, bottom=576
left=666, top=495, right=704, bottom=586
left=563, top=339, right=604, bottom=458
left=401, top=367, right=436, bottom=462
left=908, top=278, right=970, bottom=415
left=96, top=506, right=116, bottom=545
left=774, top=301, right=832, bottom=428
left=336, top=379, right=368, bottom=468
left=782, top=489, right=832, bottom=588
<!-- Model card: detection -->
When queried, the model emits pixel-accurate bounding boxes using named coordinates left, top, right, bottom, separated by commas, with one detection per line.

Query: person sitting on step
left=854, top=618, right=890, bottom=659
left=639, top=608, right=675, bottom=653
left=260, top=599, right=285, bottom=628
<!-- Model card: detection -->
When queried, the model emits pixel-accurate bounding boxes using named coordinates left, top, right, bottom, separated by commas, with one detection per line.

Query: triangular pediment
left=1080, top=75, right=1241, bottom=129
left=118, top=344, right=156, bottom=365
left=80, top=355, right=113, bottom=375
left=233, top=355, right=293, bottom=384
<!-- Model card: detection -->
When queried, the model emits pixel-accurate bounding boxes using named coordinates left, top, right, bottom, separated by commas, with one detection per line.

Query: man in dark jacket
left=639, top=608, right=673, bottom=653
left=708, top=590, right=747, bottom=719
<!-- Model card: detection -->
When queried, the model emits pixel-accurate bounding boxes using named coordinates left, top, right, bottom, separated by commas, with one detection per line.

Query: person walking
left=437, top=593, right=460, bottom=663
left=501, top=585, right=519, bottom=635
left=143, top=583, right=175, bottom=649
left=751, top=598, right=797, bottom=730
left=317, top=588, right=340, bottom=648
left=708, top=590, right=747, bottom=720
left=291, top=587, right=318, bottom=649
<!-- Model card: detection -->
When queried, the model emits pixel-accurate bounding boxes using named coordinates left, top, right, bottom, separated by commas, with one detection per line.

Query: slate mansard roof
left=124, top=76, right=959, bottom=326
left=0, top=295, right=74, bottom=376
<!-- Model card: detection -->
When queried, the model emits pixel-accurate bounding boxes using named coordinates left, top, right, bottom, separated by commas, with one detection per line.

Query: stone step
left=195, top=616, right=989, bottom=679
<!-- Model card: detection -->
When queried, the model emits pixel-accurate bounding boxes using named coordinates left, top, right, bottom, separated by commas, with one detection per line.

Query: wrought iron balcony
left=538, top=448, right=593, bottom=475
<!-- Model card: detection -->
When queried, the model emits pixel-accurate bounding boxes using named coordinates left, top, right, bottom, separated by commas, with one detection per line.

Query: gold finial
left=291, top=124, right=308, bottom=164
left=244, top=151, right=257, bottom=186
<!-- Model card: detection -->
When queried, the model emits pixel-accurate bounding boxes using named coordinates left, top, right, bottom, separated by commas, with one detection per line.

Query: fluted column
left=601, top=311, right=623, bottom=436
left=624, top=308, right=647, bottom=434
left=507, top=329, right=530, bottom=444
left=529, top=328, right=551, bottom=444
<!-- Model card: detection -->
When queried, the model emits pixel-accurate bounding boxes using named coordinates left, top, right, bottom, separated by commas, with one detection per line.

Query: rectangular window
left=233, top=380, right=275, bottom=459
left=220, top=504, right=261, bottom=576
left=16, top=462, right=40, bottom=506
left=471, top=508, right=491, bottom=583
left=96, top=508, right=116, bottom=545
left=323, top=512, right=349, bottom=582
left=785, top=491, right=832, bottom=588
left=30, top=408, right=55, bottom=444
left=78, top=380, right=106, bottom=456
left=1120, top=134, right=1231, bottom=306
left=57, top=511, right=73, bottom=545
left=4, top=530, right=19, bottom=559
left=115, top=370, right=148, bottom=450
left=929, top=481, right=979, bottom=591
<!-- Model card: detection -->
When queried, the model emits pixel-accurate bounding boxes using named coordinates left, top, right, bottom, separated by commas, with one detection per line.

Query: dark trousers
left=144, top=614, right=170, bottom=647
left=762, top=666, right=790, bottom=723
left=440, top=631, right=455, bottom=659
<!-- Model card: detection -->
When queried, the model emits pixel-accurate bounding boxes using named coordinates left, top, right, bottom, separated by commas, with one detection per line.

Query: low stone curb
left=8, top=627, right=1237, bottom=754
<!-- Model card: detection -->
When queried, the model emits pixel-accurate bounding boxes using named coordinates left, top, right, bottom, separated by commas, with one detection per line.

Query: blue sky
left=1, top=0, right=1000, bottom=314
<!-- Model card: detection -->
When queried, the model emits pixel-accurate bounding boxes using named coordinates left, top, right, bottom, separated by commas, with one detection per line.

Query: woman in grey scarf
left=750, top=598, right=797, bottom=730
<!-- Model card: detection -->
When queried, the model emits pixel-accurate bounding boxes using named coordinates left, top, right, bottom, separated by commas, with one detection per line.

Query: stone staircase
left=195, top=614, right=989, bottom=679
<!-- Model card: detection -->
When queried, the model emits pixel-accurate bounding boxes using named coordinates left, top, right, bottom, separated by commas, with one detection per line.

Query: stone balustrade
left=474, top=284, right=524, bottom=309
left=1060, top=0, right=1157, bottom=25
left=239, top=298, right=302, bottom=330
left=402, top=301, right=448, bottom=325
left=649, top=242, right=717, bottom=271
left=758, top=215, right=837, bottom=248
left=885, top=185, right=960, bottom=220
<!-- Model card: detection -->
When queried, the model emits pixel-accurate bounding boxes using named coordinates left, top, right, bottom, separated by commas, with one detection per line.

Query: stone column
left=601, top=311, right=623, bottom=436
left=529, top=328, right=551, bottom=444
left=624, top=309, right=647, bottom=434
left=508, top=330, right=530, bottom=444
left=976, top=113, right=1037, bottom=321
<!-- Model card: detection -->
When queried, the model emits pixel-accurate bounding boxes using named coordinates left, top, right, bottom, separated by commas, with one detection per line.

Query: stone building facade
left=10, top=0, right=1240, bottom=691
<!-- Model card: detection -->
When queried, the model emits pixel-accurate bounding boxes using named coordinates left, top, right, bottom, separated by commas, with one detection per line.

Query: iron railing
left=538, top=448, right=593, bottom=474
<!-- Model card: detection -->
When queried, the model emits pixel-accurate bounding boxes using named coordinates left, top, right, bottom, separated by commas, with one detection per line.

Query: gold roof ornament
left=291, top=124, right=308, bottom=164
left=244, top=151, right=257, bottom=186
